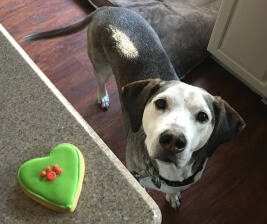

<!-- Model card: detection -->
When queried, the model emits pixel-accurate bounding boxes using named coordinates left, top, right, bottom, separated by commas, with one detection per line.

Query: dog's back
left=86, top=7, right=178, bottom=89
left=23, top=7, right=178, bottom=89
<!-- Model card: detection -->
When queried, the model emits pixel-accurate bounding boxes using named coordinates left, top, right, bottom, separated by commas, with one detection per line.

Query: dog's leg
left=87, top=32, right=112, bottom=109
left=166, top=192, right=181, bottom=211
left=88, top=46, right=113, bottom=109
left=95, top=68, right=111, bottom=109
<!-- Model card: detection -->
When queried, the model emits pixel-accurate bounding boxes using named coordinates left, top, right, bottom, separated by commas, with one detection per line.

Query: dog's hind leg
left=94, top=64, right=112, bottom=109
left=87, top=41, right=113, bottom=109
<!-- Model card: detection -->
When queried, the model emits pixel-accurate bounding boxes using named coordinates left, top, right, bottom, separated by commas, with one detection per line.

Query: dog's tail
left=88, top=0, right=99, bottom=9
left=87, top=0, right=117, bottom=9
left=22, top=9, right=100, bottom=41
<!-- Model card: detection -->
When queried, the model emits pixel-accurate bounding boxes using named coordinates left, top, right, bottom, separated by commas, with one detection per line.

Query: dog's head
left=122, top=79, right=245, bottom=168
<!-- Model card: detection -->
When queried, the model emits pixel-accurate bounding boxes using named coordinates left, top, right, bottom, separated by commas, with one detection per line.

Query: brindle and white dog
left=24, top=7, right=245, bottom=210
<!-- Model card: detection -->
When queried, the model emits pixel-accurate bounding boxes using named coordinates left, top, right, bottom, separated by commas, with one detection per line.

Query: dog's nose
left=159, top=132, right=187, bottom=153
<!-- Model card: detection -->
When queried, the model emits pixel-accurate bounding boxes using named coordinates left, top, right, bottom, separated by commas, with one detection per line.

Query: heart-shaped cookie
left=18, top=143, right=85, bottom=212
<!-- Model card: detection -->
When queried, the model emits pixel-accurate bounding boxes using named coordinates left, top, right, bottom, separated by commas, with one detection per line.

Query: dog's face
left=142, top=82, right=215, bottom=167
left=122, top=79, right=245, bottom=168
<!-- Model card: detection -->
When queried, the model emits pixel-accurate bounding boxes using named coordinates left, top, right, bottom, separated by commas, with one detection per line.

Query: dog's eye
left=196, top=112, right=209, bottom=123
left=155, top=99, right=167, bottom=110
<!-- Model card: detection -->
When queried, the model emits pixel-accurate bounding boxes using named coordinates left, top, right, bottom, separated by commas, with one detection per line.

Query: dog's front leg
left=166, top=191, right=181, bottom=210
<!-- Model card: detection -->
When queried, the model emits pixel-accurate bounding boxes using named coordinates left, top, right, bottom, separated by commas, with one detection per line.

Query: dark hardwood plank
left=1, top=1, right=266, bottom=223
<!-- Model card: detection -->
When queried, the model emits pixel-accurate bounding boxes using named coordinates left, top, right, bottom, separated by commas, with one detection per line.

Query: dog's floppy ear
left=207, top=96, right=246, bottom=157
left=121, top=79, right=162, bottom=132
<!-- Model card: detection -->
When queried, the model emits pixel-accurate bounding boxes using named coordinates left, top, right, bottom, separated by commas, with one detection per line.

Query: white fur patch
left=109, top=25, right=139, bottom=59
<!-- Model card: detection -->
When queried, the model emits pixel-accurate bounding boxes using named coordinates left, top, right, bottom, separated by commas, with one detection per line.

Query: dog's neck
left=125, top=127, right=152, bottom=173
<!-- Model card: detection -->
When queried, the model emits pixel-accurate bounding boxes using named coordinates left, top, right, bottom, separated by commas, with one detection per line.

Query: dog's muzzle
left=159, top=131, right=187, bottom=153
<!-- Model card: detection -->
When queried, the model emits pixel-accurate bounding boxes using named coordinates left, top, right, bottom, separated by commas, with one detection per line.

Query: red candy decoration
left=40, top=164, right=63, bottom=181
left=46, top=171, right=57, bottom=181
left=56, top=168, right=63, bottom=175
left=53, top=164, right=59, bottom=171
left=45, top=166, right=52, bottom=172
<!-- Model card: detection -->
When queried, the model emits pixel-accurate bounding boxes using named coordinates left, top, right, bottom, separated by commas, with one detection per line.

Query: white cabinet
left=208, top=0, right=267, bottom=101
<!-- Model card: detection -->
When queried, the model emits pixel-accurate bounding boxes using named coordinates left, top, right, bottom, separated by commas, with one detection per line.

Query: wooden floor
left=1, top=1, right=267, bottom=223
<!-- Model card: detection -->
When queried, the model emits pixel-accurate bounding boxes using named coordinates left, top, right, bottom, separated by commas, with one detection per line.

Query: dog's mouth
left=145, top=145, right=181, bottom=167
left=157, top=153, right=179, bottom=166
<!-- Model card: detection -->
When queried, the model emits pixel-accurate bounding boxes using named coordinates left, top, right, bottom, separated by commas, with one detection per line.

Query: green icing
left=18, top=143, right=83, bottom=210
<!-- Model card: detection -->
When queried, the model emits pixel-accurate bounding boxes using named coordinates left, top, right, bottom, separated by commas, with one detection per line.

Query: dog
left=23, top=7, right=245, bottom=210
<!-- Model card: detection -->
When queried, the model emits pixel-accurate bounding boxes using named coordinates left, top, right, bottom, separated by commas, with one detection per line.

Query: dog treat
left=18, top=143, right=85, bottom=212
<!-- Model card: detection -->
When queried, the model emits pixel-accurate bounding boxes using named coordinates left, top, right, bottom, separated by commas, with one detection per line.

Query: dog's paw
left=98, top=96, right=110, bottom=109
left=166, top=192, right=181, bottom=211
left=97, top=90, right=110, bottom=109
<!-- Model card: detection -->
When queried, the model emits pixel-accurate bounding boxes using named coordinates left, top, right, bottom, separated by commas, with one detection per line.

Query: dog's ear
left=207, top=96, right=246, bottom=157
left=121, top=79, right=162, bottom=132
